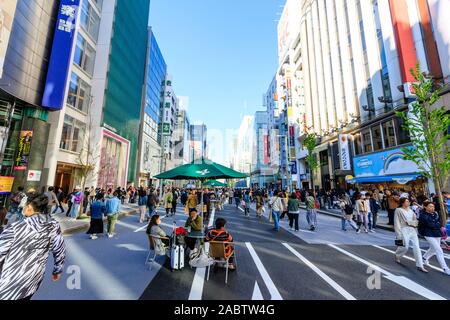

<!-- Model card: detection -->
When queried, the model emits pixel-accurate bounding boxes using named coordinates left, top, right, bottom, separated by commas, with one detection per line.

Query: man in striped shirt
left=205, top=218, right=235, bottom=270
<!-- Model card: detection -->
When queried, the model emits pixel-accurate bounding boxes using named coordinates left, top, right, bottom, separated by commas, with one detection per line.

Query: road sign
left=162, top=123, right=170, bottom=135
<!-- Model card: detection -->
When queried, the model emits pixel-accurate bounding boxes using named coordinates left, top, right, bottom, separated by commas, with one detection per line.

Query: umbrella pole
left=200, top=179, right=204, bottom=227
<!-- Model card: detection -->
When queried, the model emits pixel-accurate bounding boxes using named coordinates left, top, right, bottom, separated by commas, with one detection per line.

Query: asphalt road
left=34, top=203, right=450, bottom=300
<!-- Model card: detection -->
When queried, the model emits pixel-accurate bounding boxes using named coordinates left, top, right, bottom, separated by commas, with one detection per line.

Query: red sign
left=264, top=135, right=269, bottom=165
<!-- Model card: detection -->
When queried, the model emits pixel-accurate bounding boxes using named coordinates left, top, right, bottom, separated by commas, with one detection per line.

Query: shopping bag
left=184, top=206, right=189, bottom=215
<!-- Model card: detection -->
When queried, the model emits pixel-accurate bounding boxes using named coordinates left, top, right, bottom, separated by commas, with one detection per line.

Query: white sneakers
left=444, top=268, right=450, bottom=276
left=107, top=233, right=114, bottom=238
left=90, top=235, right=98, bottom=240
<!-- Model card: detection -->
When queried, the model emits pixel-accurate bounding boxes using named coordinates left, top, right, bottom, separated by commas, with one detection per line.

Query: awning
left=348, top=174, right=421, bottom=185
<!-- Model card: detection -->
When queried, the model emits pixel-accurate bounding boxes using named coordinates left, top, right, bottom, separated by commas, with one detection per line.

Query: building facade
left=0, top=0, right=59, bottom=199
left=137, top=28, right=166, bottom=187
left=190, top=124, right=207, bottom=161
left=173, top=96, right=192, bottom=167
left=41, top=0, right=150, bottom=193
left=294, top=0, right=449, bottom=194
left=251, top=111, right=273, bottom=187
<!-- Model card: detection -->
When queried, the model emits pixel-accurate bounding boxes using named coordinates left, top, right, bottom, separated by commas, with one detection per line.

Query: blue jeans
left=70, top=203, right=80, bottom=219
left=272, top=210, right=280, bottom=231
left=235, top=197, right=240, bottom=208
left=341, top=217, right=357, bottom=230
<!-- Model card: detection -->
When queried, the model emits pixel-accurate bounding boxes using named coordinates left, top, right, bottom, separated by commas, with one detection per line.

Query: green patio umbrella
left=154, top=158, right=247, bottom=180
left=155, top=159, right=246, bottom=222
left=203, top=180, right=227, bottom=187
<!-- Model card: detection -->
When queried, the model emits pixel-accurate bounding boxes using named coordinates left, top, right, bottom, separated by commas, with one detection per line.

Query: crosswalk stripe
left=245, top=242, right=283, bottom=300
left=372, top=245, right=444, bottom=273
left=328, top=244, right=445, bottom=300
left=188, top=208, right=215, bottom=300
left=282, top=243, right=356, bottom=300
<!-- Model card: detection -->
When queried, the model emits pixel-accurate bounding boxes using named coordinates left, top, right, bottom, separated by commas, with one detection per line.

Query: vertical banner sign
left=338, top=134, right=351, bottom=171
left=14, top=131, right=33, bottom=170
left=0, top=0, right=18, bottom=78
left=264, top=132, right=269, bottom=165
left=42, top=0, right=81, bottom=110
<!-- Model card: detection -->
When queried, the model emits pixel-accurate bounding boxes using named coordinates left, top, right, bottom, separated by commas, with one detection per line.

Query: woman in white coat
left=394, top=197, right=428, bottom=273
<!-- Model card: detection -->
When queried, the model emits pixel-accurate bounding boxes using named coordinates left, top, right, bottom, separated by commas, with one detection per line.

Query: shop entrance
left=54, top=163, right=80, bottom=197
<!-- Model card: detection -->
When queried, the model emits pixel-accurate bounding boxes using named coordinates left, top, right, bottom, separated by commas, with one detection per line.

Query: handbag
left=395, top=239, right=404, bottom=247
left=314, top=200, right=319, bottom=209
left=441, top=227, right=448, bottom=241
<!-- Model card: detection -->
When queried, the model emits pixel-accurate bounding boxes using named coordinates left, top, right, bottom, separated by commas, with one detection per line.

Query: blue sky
left=149, top=0, right=283, bottom=162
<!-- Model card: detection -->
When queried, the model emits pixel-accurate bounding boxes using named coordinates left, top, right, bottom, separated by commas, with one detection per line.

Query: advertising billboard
left=42, top=0, right=81, bottom=110
left=0, top=0, right=18, bottom=78
left=351, top=147, right=421, bottom=184
left=14, top=131, right=33, bottom=170
left=0, top=176, right=14, bottom=194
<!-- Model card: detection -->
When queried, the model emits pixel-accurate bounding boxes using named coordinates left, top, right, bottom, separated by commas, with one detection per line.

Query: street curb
left=61, top=208, right=139, bottom=236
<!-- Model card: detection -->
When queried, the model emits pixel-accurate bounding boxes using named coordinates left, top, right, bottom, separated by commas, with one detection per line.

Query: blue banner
left=42, top=0, right=80, bottom=110
left=353, top=147, right=420, bottom=179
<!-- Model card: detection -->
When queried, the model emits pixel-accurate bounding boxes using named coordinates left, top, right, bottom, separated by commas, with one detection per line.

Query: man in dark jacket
left=52, top=188, right=65, bottom=215
left=147, top=189, right=158, bottom=217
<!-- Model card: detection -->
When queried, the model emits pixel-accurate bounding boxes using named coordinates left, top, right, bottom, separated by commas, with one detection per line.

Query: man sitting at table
left=205, top=218, right=236, bottom=270
left=185, top=209, right=203, bottom=250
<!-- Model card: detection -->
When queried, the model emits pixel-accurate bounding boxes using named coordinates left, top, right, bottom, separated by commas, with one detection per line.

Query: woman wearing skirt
left=87, top=193, right=106, bottom=240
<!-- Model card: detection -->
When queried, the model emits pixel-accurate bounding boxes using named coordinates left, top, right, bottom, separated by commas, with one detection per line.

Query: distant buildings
left=190, top=124, right=207, bottom=160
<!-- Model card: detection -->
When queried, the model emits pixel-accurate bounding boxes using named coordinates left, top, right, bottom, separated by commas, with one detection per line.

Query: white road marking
left=252, top=281, right=264, bottom=300
left=116, top=243, right=147, bottom=252
left=282, top=243, right=356, bottom=300
left=245, top=242, right=283, bottom=300
left=134, top=225, right=147, bottom=233
left=188, top=208, right=215, bottom=300
left=421, top=248, right=450, bottom=260
left=373, top=245, right=444, bottom=273
left=328, top=244, right=445, bottom=300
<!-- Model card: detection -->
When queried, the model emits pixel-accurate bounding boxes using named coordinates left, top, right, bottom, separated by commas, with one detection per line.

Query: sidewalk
left=300, top=205, right=395, bottom=232
left=52, top=203, right=140, bottom=235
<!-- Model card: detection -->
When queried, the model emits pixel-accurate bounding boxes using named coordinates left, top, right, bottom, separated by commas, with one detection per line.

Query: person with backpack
left=5, top=187, right=26, bottom=224
left=163, top=187, right=173, bottom=218
left=288, top=192, right=300, bottom=232
left=340, top=194, right=357, bottom=231
left=305, top=191, right=318, bottom=231
left=269, top=192, right=284, bottom=232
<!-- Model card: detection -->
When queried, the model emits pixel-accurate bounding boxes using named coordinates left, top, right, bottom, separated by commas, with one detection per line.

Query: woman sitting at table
left=185, top=209, right=203, bottom=250
left=146, top=215, right=170, bottom=249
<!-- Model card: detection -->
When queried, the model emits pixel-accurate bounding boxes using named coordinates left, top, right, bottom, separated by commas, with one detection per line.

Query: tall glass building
left=144, top=29, right=167, bottom=143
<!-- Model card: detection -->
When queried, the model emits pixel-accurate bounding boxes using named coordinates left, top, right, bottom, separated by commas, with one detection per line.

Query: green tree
left=304, top=132, right=319, bottom=191
left=396, top=64, right=450, bottom=225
